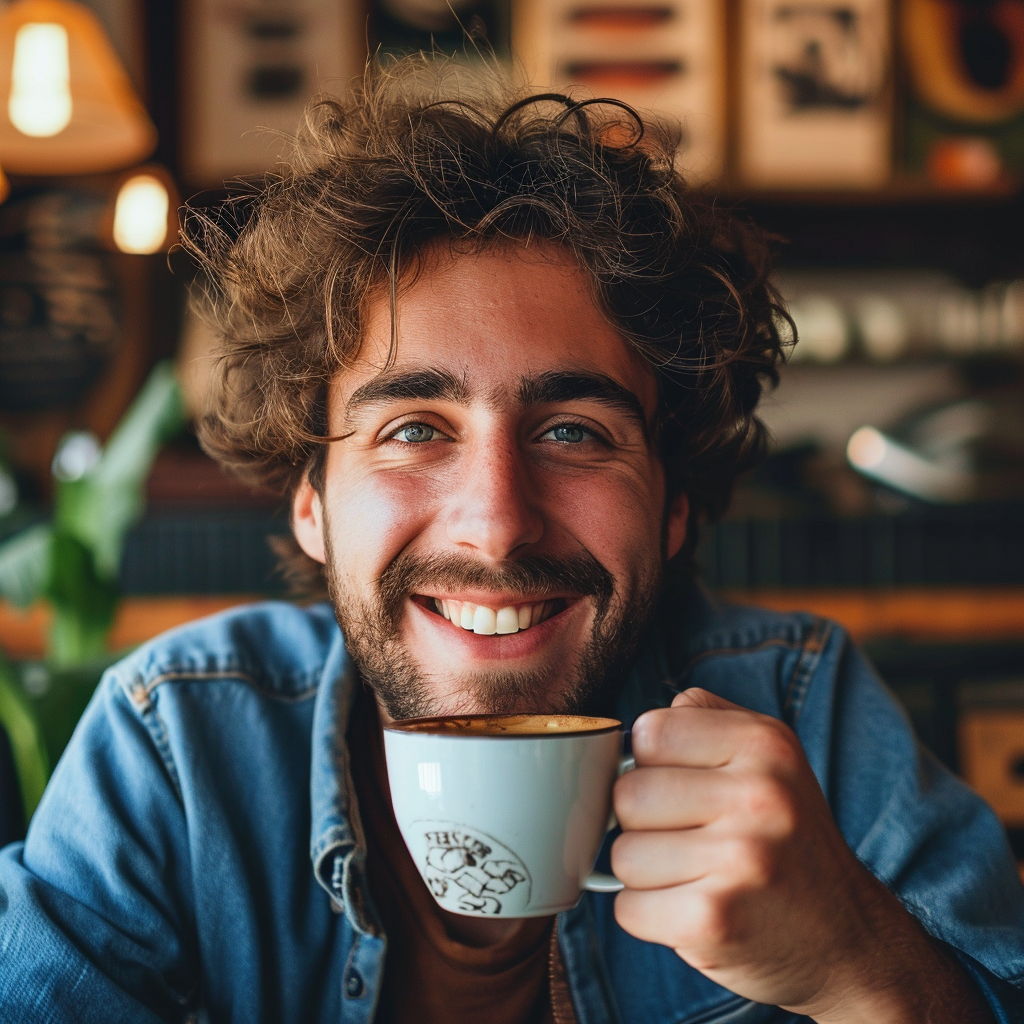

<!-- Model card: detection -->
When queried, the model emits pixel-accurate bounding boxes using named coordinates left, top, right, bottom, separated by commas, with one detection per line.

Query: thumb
left=670, top=687, right=743, bottom=712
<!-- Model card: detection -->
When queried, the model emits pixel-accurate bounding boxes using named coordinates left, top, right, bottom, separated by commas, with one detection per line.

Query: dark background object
left=0, top=190, right=121, bottom=413
left=0, top=722, right=25, bottom=848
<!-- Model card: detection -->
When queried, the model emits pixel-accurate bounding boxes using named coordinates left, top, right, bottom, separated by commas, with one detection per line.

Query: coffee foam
left=387, top=713, right=621, bottom=736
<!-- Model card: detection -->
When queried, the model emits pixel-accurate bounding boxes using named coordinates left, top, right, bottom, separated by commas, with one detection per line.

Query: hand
left=610, top=688, right=992, bottom=1023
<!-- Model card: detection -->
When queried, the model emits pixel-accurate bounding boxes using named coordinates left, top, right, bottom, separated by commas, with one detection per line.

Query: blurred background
left=0, top=0, right=1022, bottom=865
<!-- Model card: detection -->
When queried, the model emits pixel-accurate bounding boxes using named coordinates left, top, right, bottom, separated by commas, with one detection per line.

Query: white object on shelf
left=787, top=294, right=849, bottom=363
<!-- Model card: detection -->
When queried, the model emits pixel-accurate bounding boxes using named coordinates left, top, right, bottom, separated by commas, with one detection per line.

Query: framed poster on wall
left=737, top=0, right=893, bottom=189
left=180, top=0, right=367, bottom=186
left=513, top=0, right=727, bottom=184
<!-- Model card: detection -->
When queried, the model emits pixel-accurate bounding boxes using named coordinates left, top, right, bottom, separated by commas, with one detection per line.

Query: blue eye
left=546, top=424, right=588, bottom=444
left=394, top=423, right=437, bottom=443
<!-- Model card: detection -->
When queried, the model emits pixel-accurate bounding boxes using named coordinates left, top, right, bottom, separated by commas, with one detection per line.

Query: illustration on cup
left=417, top=823, right=531, bottom=914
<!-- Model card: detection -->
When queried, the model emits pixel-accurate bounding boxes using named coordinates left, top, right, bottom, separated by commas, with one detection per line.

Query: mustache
left=377, top=551, right=615, bottom=623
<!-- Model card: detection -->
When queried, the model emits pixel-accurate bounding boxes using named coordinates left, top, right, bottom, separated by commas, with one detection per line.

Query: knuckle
left=691, top=892, right=737, bottom=948
left=733, top=837, right=780, bottom=889
left=736, top=775, right=800, bottom=837
left=740, top=775, right=785, bottom=819
left=748, top=719, right=801, bottom=768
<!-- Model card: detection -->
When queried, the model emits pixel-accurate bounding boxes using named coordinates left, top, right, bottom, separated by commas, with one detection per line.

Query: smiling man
left=1, top=60, right=1023, bottom=1024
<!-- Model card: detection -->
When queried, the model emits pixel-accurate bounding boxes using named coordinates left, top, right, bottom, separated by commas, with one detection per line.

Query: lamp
left=0, top=0, right=156, bottom=175
left=104, top=163, right=178, bottom=254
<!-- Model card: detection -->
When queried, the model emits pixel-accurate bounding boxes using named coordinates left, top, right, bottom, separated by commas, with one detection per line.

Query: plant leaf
left=0, top=652, right=49, bottom=819
left=0, top=524, right=52, bottom=608
left=57, top=361, right=184, bottom=580
left=44, top=533, right=118, bottom=666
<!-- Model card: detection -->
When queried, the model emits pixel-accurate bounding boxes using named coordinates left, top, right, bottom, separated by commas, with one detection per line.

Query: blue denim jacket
left=1, top=586, right=1023, bottom=1023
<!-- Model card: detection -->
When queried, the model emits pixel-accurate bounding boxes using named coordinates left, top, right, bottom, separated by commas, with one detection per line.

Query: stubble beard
left=323, top=525, right=664, bottom=720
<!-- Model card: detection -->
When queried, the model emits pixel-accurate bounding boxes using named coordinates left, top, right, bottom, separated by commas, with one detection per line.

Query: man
left=1, top=60, right=1022, bottom=1023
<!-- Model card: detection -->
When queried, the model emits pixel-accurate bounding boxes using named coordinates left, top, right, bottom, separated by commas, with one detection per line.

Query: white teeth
left=495, top=607, right=519, bottom=634
left=437, top=599, right=558, bottom=634
left=472, top=606, right=498, bottom=634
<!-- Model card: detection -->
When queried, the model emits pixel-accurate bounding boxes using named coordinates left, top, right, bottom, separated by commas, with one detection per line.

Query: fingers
left=613, top=881, right=740, bottom=957
left=670, top=688, right=743, bottom=711
left=631, top=703, right=752, bottom=768
left=611, top=829, right=719, bottom=889
left=614, top=765, right=733, bottom=830
left=632, top=692, right=803, bottom=775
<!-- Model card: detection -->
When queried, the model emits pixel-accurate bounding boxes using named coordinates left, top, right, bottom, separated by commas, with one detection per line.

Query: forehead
left=335, top=243, right=657, bottom=411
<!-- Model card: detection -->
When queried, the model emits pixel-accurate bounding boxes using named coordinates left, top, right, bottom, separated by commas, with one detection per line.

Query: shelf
left=722, top=587, right=1024, bottom=642
left=706, top=176, right=1022, bottom=207
left=0, top=596, right=260, bottom=661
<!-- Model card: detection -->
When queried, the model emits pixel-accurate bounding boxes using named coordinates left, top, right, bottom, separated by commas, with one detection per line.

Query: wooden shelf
left=722, top=588, right=1024, bottom=643
left=0, top=596, right=261, bottom=661
left=706, top=176, right=1021, bottom=207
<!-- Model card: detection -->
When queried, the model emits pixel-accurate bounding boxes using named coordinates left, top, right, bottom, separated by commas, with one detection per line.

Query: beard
left=324, top=530, right=663, bottom=720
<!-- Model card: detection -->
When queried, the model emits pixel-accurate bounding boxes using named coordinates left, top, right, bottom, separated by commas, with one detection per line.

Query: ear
left=292, top=475, right=327, bottom=565
left=665, top=491, right=689, bottom=561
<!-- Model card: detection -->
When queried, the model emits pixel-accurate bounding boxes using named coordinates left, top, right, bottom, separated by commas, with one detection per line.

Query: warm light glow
left=8, top=22, right=72, bottom=137
left=112, top=174, right=169, bottom=254
left=846, top=426, right=887, bottom=471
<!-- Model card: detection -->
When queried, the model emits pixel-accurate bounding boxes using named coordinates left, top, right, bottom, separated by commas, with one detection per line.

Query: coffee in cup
left=383, top=713, right=631, bottom=918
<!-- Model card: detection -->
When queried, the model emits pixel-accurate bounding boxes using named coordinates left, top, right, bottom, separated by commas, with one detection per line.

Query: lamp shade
left=0, top=0, right=156, bottom=174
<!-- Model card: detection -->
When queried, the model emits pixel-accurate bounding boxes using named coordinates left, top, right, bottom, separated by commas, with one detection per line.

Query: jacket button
left=345, top=970, right=365, bottom=998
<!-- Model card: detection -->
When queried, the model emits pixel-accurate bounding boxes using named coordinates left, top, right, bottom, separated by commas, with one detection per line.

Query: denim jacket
left=1, top=585, right=1022, bottom=1023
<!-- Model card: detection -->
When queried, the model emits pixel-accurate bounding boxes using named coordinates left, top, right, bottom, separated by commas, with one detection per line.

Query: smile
left=425, top=597, right=567, bottom=635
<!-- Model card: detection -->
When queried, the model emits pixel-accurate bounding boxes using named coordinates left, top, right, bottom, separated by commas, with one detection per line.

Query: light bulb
left=8, top=23, right=72, bottom=138
left=112, top=174, right=169, bottom=254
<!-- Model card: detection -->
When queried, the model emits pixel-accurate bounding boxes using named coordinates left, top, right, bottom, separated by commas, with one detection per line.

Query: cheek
left=325, top=472, right=438, bottom=575
left=544, top=464, right=665, bottom=574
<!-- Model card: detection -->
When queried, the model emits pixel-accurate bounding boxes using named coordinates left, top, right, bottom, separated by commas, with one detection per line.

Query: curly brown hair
left=184, top=56, right=790, bottom=589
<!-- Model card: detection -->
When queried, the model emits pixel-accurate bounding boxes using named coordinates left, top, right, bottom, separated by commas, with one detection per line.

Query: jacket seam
left=120, top=685, right=185, bottom=805
left=782, top=617, right=833, bottom=725
left=131, top=669, right=319, bottom=703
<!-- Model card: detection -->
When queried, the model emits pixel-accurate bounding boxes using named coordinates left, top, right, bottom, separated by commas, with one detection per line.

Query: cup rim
left=384, top=712, right=622, bottom=738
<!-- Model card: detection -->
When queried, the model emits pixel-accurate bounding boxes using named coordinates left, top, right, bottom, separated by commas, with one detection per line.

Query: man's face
left=293, top=244, right=688, bottom=719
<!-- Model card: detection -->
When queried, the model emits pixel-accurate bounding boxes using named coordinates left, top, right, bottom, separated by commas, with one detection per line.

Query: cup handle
left=583, top=753, right=635, bottom=893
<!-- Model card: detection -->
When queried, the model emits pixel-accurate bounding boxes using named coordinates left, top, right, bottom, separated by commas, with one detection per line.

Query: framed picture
left=180, top=0, right=367, bottom=186
left=513, top=0, right=727, bottom=184
left=737, top=0, right=892, bottom=189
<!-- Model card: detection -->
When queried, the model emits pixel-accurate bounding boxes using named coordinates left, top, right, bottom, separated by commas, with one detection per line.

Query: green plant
left=0, top=361, right=184, bottom=665
left=0, top=650, right=48, bottom=819
left=0, top=362, right=184, bottom=811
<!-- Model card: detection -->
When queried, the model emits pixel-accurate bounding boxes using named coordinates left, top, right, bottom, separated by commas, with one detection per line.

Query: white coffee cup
left=383, top=713, right=632, bottom=918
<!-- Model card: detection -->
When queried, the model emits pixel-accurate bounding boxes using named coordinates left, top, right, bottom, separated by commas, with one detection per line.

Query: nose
left=444, top=435, right=544, bottom=560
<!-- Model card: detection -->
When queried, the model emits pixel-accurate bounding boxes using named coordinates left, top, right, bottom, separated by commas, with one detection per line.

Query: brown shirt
left=347, top=688, right=576, bottom=1024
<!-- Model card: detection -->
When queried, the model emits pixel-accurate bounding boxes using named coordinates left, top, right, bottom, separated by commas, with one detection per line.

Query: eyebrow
left=344, top=367, right=470, bottom=418
left=516, top=370, right=649, bottom=435
left=343, top=365, right=649, bottom=436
